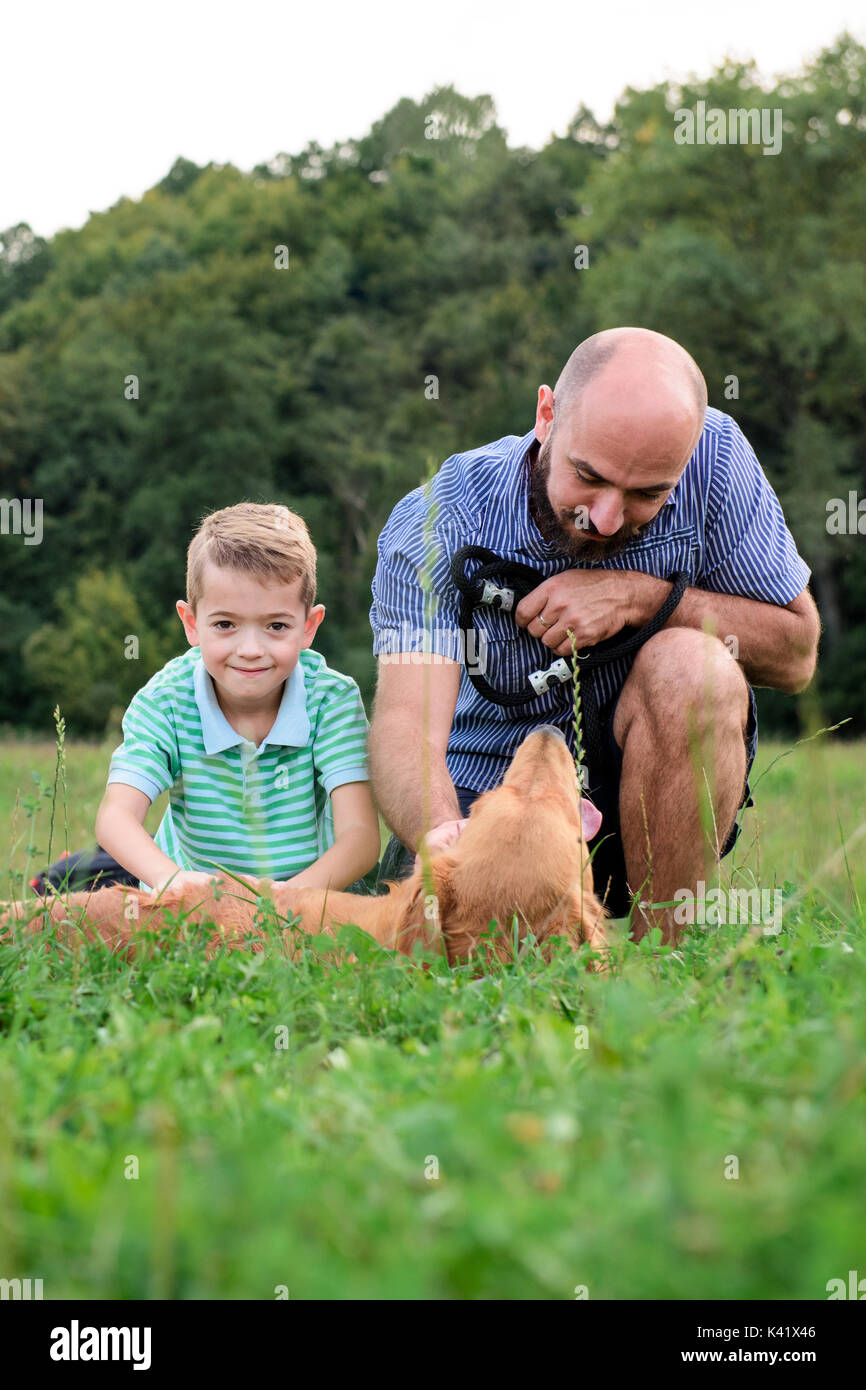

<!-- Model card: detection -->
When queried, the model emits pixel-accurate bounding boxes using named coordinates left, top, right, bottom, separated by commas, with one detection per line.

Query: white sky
left=3, top=0, right=864, bottom=239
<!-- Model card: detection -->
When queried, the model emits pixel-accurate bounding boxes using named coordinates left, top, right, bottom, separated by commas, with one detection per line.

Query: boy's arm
left=282, top=781, right=380, bottom=892
left=95, top=783, right=213, bottom=895
left=100, top=681, right=216, bottom=894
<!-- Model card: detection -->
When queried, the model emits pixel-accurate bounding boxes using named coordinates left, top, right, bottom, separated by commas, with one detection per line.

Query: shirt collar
left=193, top=655, right=311, bottom=755
left=518, top=428, right=679, bottom=508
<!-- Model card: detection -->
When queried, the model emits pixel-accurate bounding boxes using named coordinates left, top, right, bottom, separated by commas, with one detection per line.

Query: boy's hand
left=149, top=870, right=220, bottom=898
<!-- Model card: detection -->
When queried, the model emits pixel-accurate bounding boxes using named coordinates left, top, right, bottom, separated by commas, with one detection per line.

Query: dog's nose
left=532, top=724, right=566, bottom=741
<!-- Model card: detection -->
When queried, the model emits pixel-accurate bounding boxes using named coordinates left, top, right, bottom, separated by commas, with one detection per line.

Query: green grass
left=0, top=733, right=864, bottom=1299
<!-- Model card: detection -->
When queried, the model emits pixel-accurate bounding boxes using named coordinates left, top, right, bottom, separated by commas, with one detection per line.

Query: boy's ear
left=301, top=603, right=326, bottom=649
left=176, top=599, right=199, bottom=647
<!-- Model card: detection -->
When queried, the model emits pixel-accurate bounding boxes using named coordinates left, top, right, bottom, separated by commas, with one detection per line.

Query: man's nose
left=590, top=495, right=624, bottom=535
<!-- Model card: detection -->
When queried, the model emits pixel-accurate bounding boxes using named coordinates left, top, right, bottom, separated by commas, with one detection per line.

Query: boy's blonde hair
left=186, top=503, right=317, bottom=612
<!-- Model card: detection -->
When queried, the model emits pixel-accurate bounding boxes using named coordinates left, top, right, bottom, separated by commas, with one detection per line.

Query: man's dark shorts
left=377, top=684, right=759, bottom=919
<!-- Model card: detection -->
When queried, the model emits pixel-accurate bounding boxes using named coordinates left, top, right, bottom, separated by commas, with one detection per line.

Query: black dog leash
left=450, top=545, right=689, bottom=771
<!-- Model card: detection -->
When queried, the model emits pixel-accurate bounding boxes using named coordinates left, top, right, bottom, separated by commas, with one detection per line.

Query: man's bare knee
left=613, top=629, right=748, bottom=749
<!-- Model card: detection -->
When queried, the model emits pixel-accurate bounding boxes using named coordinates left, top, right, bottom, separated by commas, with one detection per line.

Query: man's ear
left=535, top=383, right=555, bottom=444
left=301, top=603, right=326, bottom=650
left=176, top=599, right=199, bottom=647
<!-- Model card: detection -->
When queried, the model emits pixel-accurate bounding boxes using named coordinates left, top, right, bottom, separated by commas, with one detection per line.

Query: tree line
left=1, top=34, right=864, bottom=738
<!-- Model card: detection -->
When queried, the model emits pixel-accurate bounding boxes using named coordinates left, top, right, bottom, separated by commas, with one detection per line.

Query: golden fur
left=1, top=730, right=607, bottom=970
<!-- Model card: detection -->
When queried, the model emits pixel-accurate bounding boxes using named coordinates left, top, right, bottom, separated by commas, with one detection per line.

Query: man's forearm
left=369, top=721, right=461, bottom=853
left=630, top=574, right=816, bottom=693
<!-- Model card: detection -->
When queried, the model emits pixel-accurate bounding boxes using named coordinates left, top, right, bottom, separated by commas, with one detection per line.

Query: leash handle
left=451, top=547, right=548, bottom=707
left=450, top=546, right=543, bottom=601
left=450, top=546, right=691, bottom=705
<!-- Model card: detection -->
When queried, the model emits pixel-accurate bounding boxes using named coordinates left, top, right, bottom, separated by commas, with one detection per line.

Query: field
left=0, top=730, right=864, bottom=1299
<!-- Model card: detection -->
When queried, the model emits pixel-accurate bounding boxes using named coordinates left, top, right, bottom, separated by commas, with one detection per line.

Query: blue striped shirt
left=369, top=407, right=811, bottom=792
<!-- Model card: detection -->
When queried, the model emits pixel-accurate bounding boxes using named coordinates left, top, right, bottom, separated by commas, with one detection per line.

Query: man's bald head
left=553, top=327, right=707, bottom=449
left=529, top=328, right=709, bottom=559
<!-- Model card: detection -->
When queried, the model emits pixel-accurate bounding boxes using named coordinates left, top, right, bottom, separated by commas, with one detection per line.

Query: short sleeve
left=369, top=483, right=467, bottom=660
left=312, top=680, right=371, bottom=796
left=106, top=689, right=180, bottom=802
left=700, top=417, right=812, bottom=603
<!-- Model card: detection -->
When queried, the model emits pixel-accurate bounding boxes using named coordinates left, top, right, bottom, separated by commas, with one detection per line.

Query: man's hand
left=413, top=818, right=469, bottom=871
left=514, top=570, right=654, bottom=657
left=149, top=869, right=220, bottom=898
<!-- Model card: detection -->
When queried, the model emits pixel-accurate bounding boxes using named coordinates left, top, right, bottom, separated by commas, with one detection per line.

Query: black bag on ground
left=29, top=846, right=139, bottom=896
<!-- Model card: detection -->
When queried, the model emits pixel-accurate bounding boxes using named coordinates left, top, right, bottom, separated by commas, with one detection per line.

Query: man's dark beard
left=528, top=434, right=646, bottom=560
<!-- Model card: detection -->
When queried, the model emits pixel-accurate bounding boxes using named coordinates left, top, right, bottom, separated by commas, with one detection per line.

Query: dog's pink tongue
left=580, top=797, right=602, bottom=842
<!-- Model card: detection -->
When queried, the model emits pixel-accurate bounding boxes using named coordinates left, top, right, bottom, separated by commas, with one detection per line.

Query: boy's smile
left=176, top=564, right=325, bottom=727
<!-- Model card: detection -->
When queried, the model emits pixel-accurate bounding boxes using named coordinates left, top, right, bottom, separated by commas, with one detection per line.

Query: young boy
left=95, top=503, right=381, bottom=895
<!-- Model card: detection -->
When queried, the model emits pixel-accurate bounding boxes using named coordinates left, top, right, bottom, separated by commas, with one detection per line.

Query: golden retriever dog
left=1, top=728, right=607, bottom=970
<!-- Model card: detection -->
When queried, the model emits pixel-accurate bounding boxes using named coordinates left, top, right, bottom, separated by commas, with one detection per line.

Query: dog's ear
left=417, top=856, right=500, bottom=968
left=390, top=858, right=457, bottom=962
left=407, top=857, right=540, bottom=970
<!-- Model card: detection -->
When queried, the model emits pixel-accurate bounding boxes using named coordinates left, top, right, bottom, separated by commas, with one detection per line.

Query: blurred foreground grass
left=0, top=732, right=863, bottom=1298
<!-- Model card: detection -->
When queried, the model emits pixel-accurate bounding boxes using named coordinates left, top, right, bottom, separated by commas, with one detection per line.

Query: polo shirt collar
left=193, top=655, right=311, bottom=755
left=517, top=428, right=679, bottom=507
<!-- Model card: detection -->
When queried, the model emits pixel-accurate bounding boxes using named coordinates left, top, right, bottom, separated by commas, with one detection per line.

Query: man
left=368, top=327, right=819, bottom=940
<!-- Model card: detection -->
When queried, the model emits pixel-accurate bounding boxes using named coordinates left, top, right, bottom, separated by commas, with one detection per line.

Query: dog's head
left=391, top=727, right=607, bottom=968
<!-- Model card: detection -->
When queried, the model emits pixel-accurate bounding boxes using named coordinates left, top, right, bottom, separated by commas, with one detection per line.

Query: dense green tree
left=23, top=569, right=178, bottom=733
left=1, top=39, right=864, bottom=737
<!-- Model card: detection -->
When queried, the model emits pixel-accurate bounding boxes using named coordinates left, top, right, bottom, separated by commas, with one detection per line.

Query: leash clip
left=528, top=658, right=572, bottom=695
left=480, top=579, right=515, bottom=612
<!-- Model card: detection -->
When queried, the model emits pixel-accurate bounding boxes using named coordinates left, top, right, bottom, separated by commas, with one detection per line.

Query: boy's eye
left=210, top=620, right=293, bottom=633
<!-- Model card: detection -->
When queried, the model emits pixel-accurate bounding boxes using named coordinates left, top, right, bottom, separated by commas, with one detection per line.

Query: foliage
left=0, top=46, right=864, bottom=734
left=23, top=569, right=179, bottom=733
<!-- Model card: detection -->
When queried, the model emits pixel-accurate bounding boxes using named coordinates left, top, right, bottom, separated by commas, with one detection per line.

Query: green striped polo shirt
left=107, top=646, right=370, bottom=883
